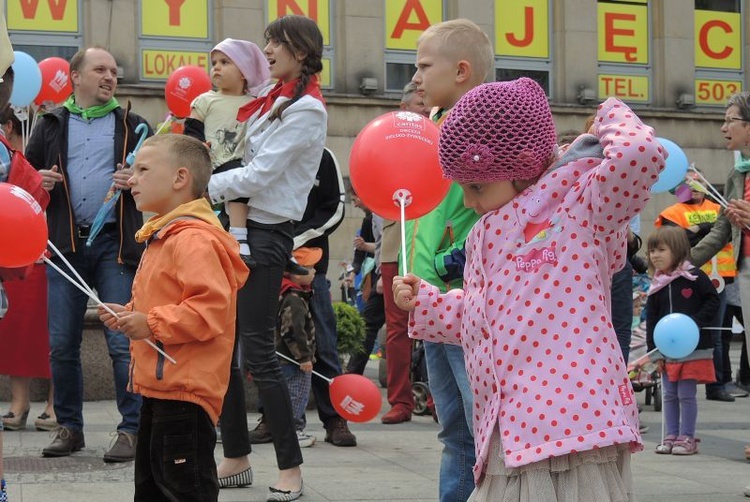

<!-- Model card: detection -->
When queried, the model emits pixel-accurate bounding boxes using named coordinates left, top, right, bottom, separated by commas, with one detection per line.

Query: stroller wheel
left=645, top=385, right=653, bottom=406
left=412, top=382, right=431, bottom=416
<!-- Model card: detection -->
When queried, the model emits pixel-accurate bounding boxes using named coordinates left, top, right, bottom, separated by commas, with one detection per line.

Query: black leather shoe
left=285, top=258, right=309, bottom=276
left=42, top=426, right=85, bottom=457
left=706, top=389, right=736, bottom=402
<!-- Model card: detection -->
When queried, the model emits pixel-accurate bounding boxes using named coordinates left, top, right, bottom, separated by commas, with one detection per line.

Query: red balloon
left=329, top=374, right=382, bottom=423
left=349, top=111, right=451, bottom=220
left=34, top=57, right=72, bottom=105
left=165, top=65, right=212, bottom=118
left=0, top=183, right=48, bottom=267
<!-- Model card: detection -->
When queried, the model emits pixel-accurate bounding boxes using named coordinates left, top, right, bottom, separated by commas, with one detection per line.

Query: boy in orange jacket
left=99, top=134, right=249, bottom=501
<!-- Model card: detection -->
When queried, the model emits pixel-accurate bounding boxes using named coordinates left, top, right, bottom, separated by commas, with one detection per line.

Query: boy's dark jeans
left=134, top=398, right=218, bottom=502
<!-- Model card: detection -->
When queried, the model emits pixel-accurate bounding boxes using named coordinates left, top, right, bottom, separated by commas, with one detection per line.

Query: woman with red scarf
left=207, top=15, right=326, bottom=502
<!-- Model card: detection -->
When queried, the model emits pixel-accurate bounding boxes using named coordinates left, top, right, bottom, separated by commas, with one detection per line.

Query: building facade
left=6, top=0, right=749, bottom=275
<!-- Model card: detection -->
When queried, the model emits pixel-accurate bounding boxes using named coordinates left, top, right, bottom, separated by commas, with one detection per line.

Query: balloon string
left=45, top=242, right=177, bottom=364
left=399, top=194, right=408, bottom=276
left=153, top=115, right=173, bottom=136
left=275, top=351, right=332, bottom=383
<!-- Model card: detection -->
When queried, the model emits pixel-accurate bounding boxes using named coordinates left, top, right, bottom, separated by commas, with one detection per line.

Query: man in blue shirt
left=26, top=47, right=152, bottom=462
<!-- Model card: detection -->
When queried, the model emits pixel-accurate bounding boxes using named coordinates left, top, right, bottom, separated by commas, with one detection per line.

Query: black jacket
left=645, top=267, right=720, bottom=355
left=293, top=148, right=345, bottom=275
left=25, top=102, right=152, bottom=267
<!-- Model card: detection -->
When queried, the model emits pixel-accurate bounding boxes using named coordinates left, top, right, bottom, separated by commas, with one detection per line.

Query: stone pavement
left=3, top=342, right=750, bottom=501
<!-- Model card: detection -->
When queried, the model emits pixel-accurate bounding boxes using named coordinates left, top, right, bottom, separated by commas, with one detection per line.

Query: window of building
left=383, top=0, right=445, bottom=95
left=138, top=0, right=213, bottom=82
left=695, top=0, right=740, bottom=12
left=496, top=67, right=550, bottom=95
left=694, top=0, right=743, bottom=106
left=385, top=54, right=416, bottom=94
left=6, top=1, right=82, bottom=64
left=596, top=0, right=651, bottom=106
left=495, top=1, right=552, bottom=97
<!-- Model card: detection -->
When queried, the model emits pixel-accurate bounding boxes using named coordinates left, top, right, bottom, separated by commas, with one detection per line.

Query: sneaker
left=249, top=417, right=273, bottom=444
left=725, top=382, right=750, bottom=398
left=34, top=411, right=58, bottom=431
left=671, top=435, right=699, bottom=455
left=639, top=423, right=649, bottom=434
left=297, top=430, right=316, bottom=448
left=655, top=434, right=677, bottom=454
left=324, top=417, right=357, bottom=447
left=42, top=426, right=85, bottom=457
left=103, top=431, right=137, bottom=462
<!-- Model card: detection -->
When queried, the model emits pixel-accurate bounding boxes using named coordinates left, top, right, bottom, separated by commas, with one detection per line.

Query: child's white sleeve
left=409, top=281, right=464, bottom=346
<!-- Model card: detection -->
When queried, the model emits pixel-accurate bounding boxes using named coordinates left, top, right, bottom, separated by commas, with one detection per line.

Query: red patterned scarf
left=236, top=74, right=324, bottom=122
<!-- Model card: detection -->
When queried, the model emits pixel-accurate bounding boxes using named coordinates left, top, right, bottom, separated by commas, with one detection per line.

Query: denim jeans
left=309, top=272, right=344, bottom=424
left=424, top=341, right=475, bottom=502
left=134, top=398, right=218, bottom=502
left=47, top=231, right=140, bottom=433
left=610, top=260, right=633, bottom=364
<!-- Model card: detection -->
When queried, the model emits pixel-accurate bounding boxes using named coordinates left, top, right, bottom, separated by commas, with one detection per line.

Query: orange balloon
left=0, top=183, right=48, bottom=267
left=165, top=65, right=212, bottom=118
left=349, top=111, right=450, bottom=220
left=329, top=374, right=382, bottom=423
left=34, top=57, right=71, bottom=105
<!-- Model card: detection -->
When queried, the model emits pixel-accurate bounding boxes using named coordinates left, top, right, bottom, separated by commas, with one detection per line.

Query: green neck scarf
left=63, top=95, right=120, bottom=120
left=736, top=153, right=750, bottom=173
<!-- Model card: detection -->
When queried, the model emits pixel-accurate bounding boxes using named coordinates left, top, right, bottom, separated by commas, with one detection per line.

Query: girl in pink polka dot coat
left=393, top=78, right=666, bottom=502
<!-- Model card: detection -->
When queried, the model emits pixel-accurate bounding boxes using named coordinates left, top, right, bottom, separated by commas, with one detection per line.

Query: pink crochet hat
left=212, top=38, right=271, bottom=96
left=439, top=78, right=557, bottom=183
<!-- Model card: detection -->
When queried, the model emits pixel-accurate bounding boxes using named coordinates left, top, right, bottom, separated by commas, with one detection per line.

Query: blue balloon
left=9, top=51, right=42, bottom=107
left=650, top=137, right=689, bottom=193
left=653, top=313, right=699, bottom=359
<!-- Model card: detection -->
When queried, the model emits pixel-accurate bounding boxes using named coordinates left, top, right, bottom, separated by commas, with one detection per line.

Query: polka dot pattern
left=409, top=98, right=658, bottom=477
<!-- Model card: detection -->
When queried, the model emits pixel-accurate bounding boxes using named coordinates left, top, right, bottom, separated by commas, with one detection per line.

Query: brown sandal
left=744, top=444, right=750, bottom=460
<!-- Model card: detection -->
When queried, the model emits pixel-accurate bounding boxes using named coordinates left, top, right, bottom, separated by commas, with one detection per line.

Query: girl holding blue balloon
left=646, top=226, right=720, bottom=455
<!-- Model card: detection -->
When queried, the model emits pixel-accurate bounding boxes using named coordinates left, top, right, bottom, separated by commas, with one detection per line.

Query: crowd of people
left=2, top=11, right=750, bottom=502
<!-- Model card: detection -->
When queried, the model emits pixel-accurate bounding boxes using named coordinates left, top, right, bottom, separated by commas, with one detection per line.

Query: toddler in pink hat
left=394, top=78, right=666, bottom=502
left=186, top=39, right=271, bottom=266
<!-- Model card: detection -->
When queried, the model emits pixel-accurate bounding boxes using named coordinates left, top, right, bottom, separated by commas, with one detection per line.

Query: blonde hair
left=141, top=135, right=212, bottom=198
left=418, top=19, right=494, bottom=83
left=646, top=226, right=691, bottom=273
